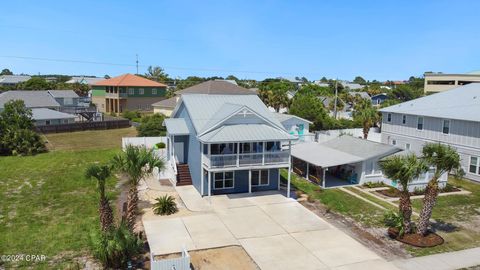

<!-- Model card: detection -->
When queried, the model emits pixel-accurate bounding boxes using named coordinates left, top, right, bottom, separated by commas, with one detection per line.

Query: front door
left=174, top=142, right=185, bottom=163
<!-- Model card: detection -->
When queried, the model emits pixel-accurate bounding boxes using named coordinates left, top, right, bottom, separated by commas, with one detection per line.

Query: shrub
left=383, top=211, right=405, bottom=236
left=136, top=114, right=167, bottom=137
left=153, top=195, right=178, bottom=215
left=441, top=183, right=457, bottom=193
left=122, top=110, right=141, bottom=121
left=89, top=222, right=143, bottom=269
left=156, top=142, right=166, bottom=149
left=412, top=187, right=425, bottom=196
left=363, top=181, right=387, bottom=188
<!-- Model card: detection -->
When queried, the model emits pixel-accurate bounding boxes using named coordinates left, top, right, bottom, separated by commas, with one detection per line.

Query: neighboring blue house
left=163, top=94, right=297, bottom=197
left=371, top=93, right=388, bottom=106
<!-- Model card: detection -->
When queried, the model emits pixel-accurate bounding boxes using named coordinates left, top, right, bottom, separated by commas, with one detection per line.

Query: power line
left=0, top=55, right=323, bottom=77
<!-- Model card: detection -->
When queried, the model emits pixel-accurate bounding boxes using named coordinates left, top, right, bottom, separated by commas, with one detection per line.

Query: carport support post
left=287, top=141, right=291, bottom=198
left=200, top=142, right=204, bottom=196
left=208, top=170, right=211, bottom=198
left=248, top=170, right=252, bottom=193
left=306, top=162, right=309, bottom=181
left=322, top=168, right=326, bottom=189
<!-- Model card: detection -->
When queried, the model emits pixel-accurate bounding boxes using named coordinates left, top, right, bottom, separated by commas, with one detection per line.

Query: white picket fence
left=122, top=136, right=167, bottom=149
left=151, top=249, right=190, bottom=270
left=315, top=127, right=382, bottom=143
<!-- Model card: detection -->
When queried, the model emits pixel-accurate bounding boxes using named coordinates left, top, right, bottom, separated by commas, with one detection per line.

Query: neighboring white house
left=273, top=112, right=314, bottom=142
left=380, top=83, right=480, bottom=182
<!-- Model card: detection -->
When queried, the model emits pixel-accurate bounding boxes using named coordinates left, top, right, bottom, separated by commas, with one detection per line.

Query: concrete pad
left=182, top=214, right=238, bottom=249
left=334, top=259, right=400, bottom=270
left=210, top=195, right=257, bottom=209
left=259, top=202, right=332, bottom=233
left=240, top=234, right=328, bottom=270
left=216, top=206, right=286, bottom=239
left=175, top=185, right=212, bottom=212
left=291, top=229, right=380, bottom=267
left=143, top=217, right=195, bottom=255
left=248, top=192, right=293, bottom=205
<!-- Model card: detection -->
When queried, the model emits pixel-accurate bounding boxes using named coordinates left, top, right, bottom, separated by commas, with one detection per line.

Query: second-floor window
left=152, top=88, right=157, bottom=95
left=211, top=143, right=236, bottom=155
left=470, top=156, right=479, bottom=175
left=251, top=170, right=269, bottom=186
left=442, top=119, right=450, bottom=134
left=417, top=117, right=424, bottom=130
left=392, top=139, right=397, bottom=146
left=402, top=115, right=406, bottom=125
left=387, top=113, right=392, bottom=122
left=405, top=143, right=411, bottom=150
left=139, top=88, right=144, bottom=95
left=128, top=88, right=134, bottom=95
left=240, top=142, right=264, bottom=153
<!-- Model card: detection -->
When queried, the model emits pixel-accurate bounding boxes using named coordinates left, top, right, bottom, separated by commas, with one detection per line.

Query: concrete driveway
left=143, top=189, right=399, bottom=269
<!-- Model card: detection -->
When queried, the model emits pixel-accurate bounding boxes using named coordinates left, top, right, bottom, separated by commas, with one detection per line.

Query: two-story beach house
left=92, top=74, right=167, bottom=114
left=380, top=83, right=480, bottom=182
left=163, top=94, right=297, bottom=197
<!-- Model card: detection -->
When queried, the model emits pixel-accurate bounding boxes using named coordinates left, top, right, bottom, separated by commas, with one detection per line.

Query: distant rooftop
left=177, top=80, right=256, bottom=95
left=66, top=76, right=104, bottom=85
left=32, top=108, right=75, bottom=120
left=0, top=75, right=31, bottom=84
left=0, top=90, right=60, bottom=108
left=47, top=90, right=79, bottom=98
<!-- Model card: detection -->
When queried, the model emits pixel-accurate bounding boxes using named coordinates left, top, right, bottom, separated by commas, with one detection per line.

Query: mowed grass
left=43, top=127, right=137, bottom=151
left=281, top=170, right=388, bottom=227
left=408, top=177, right=480, bottom=256
left=0, top=128, right=136, bottom=268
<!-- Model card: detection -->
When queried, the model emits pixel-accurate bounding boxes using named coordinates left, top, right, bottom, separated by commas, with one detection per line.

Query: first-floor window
left=392, top=139, right=396, bottom=146
left=405, top=143, right=411, bottom=150
left=251, top=170, right=269, bottom=186
left=214, top=171, right=234, bottom=189
left=443, top=119, right=450, bottom=134
left=45, top=120, right=51, bottom=126
left=417, top=117, right=424, bottom=130
left=470, top=156, right=479, bottom=175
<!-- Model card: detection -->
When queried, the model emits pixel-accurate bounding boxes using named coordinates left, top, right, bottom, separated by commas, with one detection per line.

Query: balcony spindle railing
left=205, top=151, right=289, bottom=168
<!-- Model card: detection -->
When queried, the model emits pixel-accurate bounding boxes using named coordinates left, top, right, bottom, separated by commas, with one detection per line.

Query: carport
left=291, top=142, right=364, bottom=188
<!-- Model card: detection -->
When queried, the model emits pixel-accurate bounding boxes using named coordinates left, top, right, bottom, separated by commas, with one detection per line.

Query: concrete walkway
left=394, top=247, right=480, bottom=270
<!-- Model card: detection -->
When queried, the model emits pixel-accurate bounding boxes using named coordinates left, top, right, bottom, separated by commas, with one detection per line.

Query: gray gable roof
left=0, top=75, right=31, bottom=84
left=379, top=83, right=480, bottom=122
left=177, top=80, right=256, bottom=95
left=273, top=112, right=313, bottom=124
left=163, top=118, right=189, bottom=135
left=0, top=91, right=60, bottom=108
left=152, top=97, right=178, bottom=108
left=323, top=135, right=401, bottom=160
left=175, top=94, right=286, bottom=134
left=348, top=91, right=370, bottom=99
left=32, top=108, right=75, bottom=120
left=198, top=124, right=295, bottom=143
left=47, top=90, right=79, bottom=98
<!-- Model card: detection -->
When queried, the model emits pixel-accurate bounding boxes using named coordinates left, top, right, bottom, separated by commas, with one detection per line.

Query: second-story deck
left=203, top=150, right=290, bottom=169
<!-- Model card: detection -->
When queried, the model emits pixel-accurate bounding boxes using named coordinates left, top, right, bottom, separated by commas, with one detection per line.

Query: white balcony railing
left=204, top=151, right=290, bottom=168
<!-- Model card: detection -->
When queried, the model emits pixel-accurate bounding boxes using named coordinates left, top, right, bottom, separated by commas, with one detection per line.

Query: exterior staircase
left=176, top=164, right=193, bottom=186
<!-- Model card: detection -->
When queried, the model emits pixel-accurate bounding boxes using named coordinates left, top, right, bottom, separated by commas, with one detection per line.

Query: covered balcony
left=202, top=142, right=290, bottom=169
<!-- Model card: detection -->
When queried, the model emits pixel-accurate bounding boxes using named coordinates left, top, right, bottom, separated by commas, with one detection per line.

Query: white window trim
left=469, top=156, right=480, bottom=175
left=213, top=171, right=235, bottom=190
left=251, top=169, right=270, bottom=187
left=417, top=116, right=424, bottom=131
left=442, top=119, right=450, bottom=135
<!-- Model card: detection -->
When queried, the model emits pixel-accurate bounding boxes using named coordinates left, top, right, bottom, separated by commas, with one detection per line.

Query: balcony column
left=306, top=162, right=309, bottom=181
left=200, top=142, right=204, bottom=196
left=287, top=141, right=292, bottom=198
left=236, top=142, right=240, bottom=167
left=262, top=142, right=265, bottom=165
left=208, top=171, right=211, bottom=198
left=322, top=168, right=326, bottom=189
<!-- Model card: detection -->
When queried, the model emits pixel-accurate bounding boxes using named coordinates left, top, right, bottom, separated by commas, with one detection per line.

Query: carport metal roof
left=291, top=142, right=363, bottom=167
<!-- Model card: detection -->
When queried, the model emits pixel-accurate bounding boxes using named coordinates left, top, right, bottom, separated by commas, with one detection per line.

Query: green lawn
left=281, top=169, right=389, bottom=227
left=0, top=149, right=120, bottom=269
left=408, top=177, right=480, bottom=256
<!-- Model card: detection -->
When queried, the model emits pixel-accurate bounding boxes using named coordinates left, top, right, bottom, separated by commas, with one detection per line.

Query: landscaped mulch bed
left=377, top=186, right=461, bottom=198
left=388, top=228, right=444, bottom=248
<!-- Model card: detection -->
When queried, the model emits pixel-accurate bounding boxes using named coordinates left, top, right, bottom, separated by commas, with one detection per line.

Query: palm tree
left=353, top=99, right=378, bottom=139
left=417, top=143, right=460, bottom=235
left=111, top=145, right=165, bottom=231
left=85, top=164, right=114, bottom=232
left=380, top=155, right=428, bottom=235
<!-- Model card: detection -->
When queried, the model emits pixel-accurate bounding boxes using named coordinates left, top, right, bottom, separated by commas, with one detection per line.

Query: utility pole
left=135, top=54, right=139, bottom=75
left=333, top=78, right=338, bottom=120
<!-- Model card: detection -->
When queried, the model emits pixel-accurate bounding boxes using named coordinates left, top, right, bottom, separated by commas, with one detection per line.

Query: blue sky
left=1, top=0, right=480, bottom=81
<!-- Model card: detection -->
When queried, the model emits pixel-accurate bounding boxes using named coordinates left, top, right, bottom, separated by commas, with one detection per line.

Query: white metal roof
left=198, top=124, right=296, bottom=143
left=174, top=94, right=286, bottom=133
left=0, top=91, right=60, bottom=108
left=292, top=142, right=363, bottom=167
left=291, top=136, right=401, bottom=167
left=163, top=118, right=190, bottom=135
left=379, top=83, right=480, bottom=122
left=47, top=90, right=79, bottom=98
left=273, top=112, right=313, bottom=124
left=31, top=108, right=75, bottom=120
